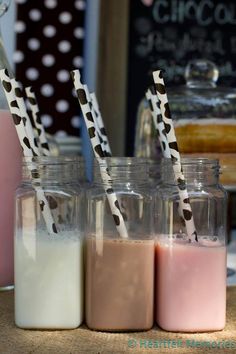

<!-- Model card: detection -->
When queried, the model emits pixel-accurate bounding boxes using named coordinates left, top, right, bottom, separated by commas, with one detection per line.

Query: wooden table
left=0, top=288, right=235, bottom=354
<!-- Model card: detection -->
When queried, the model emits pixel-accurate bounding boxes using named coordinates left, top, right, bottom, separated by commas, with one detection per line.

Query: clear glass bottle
left=85, top=157, right=155, bottom=331
left=14, top=157, right=84, bottom=329
left=155, top=158, right=227, bottom=332
left=0, top=0, right=22, bottom=291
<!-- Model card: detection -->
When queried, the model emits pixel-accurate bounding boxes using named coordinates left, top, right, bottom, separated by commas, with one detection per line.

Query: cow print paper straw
left=25, top=86, right=51, bottom=156
left=0, top=69, right=57, bottom=235
left=83, top=84, right=104, bottom=149
left=10, top=78, right=40, bottom=157
left=153, top=70, right=198, bottom=243
left=71, top=69, right=128, bottom=239
left=146, top=87, right=170, bottom=158
left=90, top=92, right=112, bottom=156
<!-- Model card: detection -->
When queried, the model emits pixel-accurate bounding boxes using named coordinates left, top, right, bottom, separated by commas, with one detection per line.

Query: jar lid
left=168, top=59, right=236, bottom=120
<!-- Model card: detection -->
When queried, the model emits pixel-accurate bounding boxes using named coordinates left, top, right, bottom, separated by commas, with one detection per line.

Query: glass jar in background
left=155, top=158, right=227, bottom=332
left=135, top=59, right=236, bottom=185
left=0, top=0, right=22, bottom=291
left=85, top=157, right=155, bottom=331
left=134, top=99, right=160, bottom=158
left=14, top=157, right=84, bottom=329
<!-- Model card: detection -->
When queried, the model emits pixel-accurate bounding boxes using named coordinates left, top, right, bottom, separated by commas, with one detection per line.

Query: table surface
left=0, top=289, right=236, bottom=354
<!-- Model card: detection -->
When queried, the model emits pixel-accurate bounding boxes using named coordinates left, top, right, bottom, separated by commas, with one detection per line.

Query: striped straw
left=71, top=69, right=128, bottom=239
left=153, top=70, right=198, bottom=243
left=25, top=86, right=51, bottom=156
left=10, top=78, right=40, bottom=157
left=145, top=87, right=170, bottom=158
left=90, top=92, right=112, bottom=156
left=0, top=69, right=57, bottom=235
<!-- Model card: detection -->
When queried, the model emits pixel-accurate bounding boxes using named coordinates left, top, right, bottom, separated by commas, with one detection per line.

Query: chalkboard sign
left=126, top=0, right=236, bottom=155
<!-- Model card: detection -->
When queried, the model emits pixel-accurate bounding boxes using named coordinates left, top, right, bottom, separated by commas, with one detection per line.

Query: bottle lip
left=161, top=157, right=220, bottom=185
left=161, top=157, right=219, bottom=167
left=94, top=156, right=149, bottom=167
left=93, top=157, right=152, bottom=183
left=22, top=155, right=84, bottom=166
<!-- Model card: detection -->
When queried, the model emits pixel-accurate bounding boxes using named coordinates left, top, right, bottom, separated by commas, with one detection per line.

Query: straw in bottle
left=0, top=69, right=57, bottom=235
left=10, top=78, right=40, bottom=157
left=146, top=87, right=170, bottom=158
left=71, top=69, right=128, bottom=239
left=153, top=70, right=198, bottom=242
left=25, top=86, right=51, bottom=156
left=90, top=92, right=112, bottom=156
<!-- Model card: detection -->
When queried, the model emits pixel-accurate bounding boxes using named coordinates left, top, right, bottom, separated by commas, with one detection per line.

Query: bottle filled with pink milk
left=155, top=158, right=228, bottom=332
left=86, top=158, right=155, bottom=331
left=0, top=108, right=22, bottom=290
left=14, top=157, right=84, bottom=329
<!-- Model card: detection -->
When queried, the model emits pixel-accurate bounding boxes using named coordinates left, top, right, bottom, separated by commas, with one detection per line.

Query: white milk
left=14, top=229, right=83, bottom=329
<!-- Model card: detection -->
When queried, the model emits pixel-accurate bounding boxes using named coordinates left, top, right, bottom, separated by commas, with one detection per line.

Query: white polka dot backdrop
left=75, top=0, right=86, bottom=11
left=58, top=40, right=71, bottom=53
left=71, top=116, right=81, bottom=128
left=44, top=0, right=57, bottom=9
left=74, top=27, right=84, bottom=39
left=72, top=88, right=77, bottom=98
left=41, top=84, right=55, bottom=97
left=41, top=114, right=53, bottom=127
left=57, top=70, right=70, bottom=82
left=59, top=12, right=72, bottom=24
left=56, top=100, right=69, bottom=113
left=26, top=68, right=39, bottom=80
left=13, top=51, right=24, bottom=63
left=42, top=54, right=55, bottom=67
left=73, top=56, right=84, bottom=68
left=43, top=25, right=57, bottom=37
left=28, top=38, right=40, bottom=51
left=15, top=0, right=86, bottom=136
left=15, top=21, right=26, bottom=33
left=29, top=9, right=42, bottom=21
left=55, top=130, right=68, bottom=137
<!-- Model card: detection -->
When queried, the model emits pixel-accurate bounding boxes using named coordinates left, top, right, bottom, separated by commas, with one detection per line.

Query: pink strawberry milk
left=0, top=110, right=21, bottom=290
left=156, top=237, right=227, bottom=332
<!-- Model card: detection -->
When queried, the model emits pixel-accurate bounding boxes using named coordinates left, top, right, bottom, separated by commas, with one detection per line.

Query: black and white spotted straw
left=0, top=69, right=57, bottom=235
left=10, top=78, right=40, bottom=157
left=83, top=84, right=106, bottom=153
left=25, top=86, right=51, bottom=156
left=153, top=70, right=198, bottom=243
left=90, top=92, right=112, bottom=156
left=146, top=87, right=170, bottom=158
left=71, top=69, right=128, bottom=239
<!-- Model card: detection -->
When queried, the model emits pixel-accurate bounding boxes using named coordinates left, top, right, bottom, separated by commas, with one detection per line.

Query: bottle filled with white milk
left=14, top=156, right=84, bottom=329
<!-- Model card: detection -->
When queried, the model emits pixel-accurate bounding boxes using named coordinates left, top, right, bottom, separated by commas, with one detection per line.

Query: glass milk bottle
left=14, top=157, right=84, bottom=329
left=86, top=157, right=155, bottom=331
left=155, top=158, right=227, bottom=332
left=0, top=0, right=22, bottom=291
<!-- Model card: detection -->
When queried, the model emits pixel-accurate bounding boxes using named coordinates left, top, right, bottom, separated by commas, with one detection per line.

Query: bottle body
left=14, top=157, right=84, bottom=329
left=155, top=158, right=227, bottom=332
left=85, top=158, right=155, bottom=331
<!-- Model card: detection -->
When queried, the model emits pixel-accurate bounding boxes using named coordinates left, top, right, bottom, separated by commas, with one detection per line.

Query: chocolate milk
left=86, top=236, right=154, bottom=331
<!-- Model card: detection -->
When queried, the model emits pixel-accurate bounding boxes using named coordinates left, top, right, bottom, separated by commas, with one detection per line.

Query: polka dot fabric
left=15, top=0, right=86, bottom=136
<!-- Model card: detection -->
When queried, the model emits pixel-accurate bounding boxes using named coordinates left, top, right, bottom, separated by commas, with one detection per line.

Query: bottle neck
left=22, top=156, right=81, bottom=185
left=93, top=157, right=150, bottom=186
left=161, top=158, right=220, bottom=187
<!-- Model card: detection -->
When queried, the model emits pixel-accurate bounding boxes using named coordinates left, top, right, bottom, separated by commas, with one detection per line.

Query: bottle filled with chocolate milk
left=155, top=158, right=227, bottom=332
left=85, top=158, right=155, bottom=331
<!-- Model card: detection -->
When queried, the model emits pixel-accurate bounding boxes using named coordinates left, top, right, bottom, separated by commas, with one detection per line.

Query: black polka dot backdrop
left=14, top=0, right=86, bottom=137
